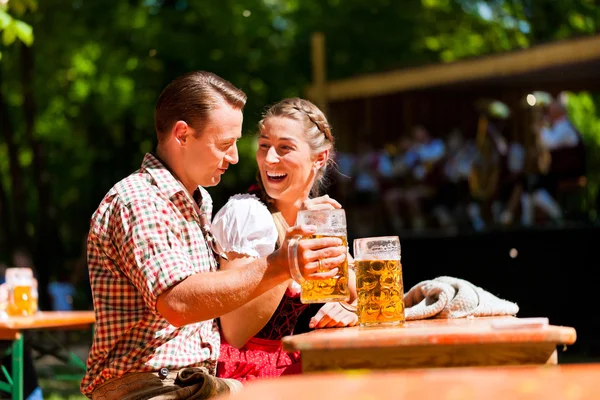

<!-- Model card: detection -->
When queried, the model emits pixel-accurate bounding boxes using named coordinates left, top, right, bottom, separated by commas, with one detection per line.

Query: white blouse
left=211, top=194, right=278, bottom=258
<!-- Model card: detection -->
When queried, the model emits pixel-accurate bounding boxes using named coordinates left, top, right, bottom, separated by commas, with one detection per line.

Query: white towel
left=404, top=276, right=519, bottom=320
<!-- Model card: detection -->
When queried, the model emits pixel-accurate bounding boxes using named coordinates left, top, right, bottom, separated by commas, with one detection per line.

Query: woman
left=212, top=98, right=357, bottom=381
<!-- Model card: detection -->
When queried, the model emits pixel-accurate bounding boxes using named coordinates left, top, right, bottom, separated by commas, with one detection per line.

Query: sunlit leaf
left=568, top=13, right=586, bottom=30
left=424, top=36, right=440, bottom=51
left=18, top=148, right=33, bottom=168
left=421, top=0, right=450, bottom=10
left=125, top=57, right=138, bottom=71
left=14, top=20, right=33, bottom=46
left=249, top=78, right=266, bottom=96
left=440, top=49, right=455, bottom=62
left=2, top=21, right=16, bottom=46
left=515, top=33, right=529, bottom=48
left=71, top=80, right=91, bottom=101
left=132, top=8, right=148, bottom=29
left=0, top=10, right=12, bottom=29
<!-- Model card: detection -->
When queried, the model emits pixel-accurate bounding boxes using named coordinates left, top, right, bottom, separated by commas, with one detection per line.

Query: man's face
left=183, top=104, right=243, bottom=187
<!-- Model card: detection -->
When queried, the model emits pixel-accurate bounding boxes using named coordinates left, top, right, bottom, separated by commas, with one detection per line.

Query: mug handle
left=287, top=235, right=306, bottom=284
left=340, top=254, right=357, bottom=312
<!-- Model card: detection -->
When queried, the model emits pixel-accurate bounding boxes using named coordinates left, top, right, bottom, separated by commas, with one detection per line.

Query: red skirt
left=216, top=337, right=302, bottom=382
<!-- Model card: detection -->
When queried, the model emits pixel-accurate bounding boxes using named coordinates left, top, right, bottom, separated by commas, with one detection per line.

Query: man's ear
left=173, top=121, right=190, bottom=146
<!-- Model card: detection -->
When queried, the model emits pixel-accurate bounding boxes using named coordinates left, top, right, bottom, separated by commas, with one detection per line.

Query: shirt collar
left=141, top=153, right=212, bottom=211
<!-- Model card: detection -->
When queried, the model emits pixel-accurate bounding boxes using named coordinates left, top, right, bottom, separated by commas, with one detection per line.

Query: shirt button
left=159, top=367, right=169, bottom=378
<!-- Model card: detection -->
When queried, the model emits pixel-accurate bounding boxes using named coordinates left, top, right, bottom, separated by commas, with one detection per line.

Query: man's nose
left=226, top=142, right=239, bottom=165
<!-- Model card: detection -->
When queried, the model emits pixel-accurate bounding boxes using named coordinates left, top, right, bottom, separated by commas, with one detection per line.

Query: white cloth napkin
left=404, top=276, right=519, bottom=320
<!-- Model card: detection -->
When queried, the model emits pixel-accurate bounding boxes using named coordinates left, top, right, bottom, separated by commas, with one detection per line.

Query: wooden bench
left=218, top=363, right=600, bottom=400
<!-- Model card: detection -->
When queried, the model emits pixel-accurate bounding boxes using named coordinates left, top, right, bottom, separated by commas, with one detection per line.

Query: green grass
left=39, top=379, right=86, bottom=400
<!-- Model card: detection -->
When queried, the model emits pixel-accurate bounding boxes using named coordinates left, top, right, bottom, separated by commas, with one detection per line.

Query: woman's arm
left=217, top=253, right=291, bottom=349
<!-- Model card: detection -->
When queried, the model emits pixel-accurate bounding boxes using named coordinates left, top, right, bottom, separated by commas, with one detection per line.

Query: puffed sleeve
left=211, top=194, right=278, bottom=258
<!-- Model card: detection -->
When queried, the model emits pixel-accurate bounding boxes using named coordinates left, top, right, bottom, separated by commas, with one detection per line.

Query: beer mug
left=354, top=236, right=404, bottom=327
left=5, top=267, right=38, bottom=317
left=291, top=209, right=350, bottom=304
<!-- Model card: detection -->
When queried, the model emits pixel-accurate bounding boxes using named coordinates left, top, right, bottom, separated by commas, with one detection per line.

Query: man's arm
left=114, top=197, right=345, bottom=328
left=157, top=252, right=287, bottom=327
left=156, top=228, right=346, bottom=327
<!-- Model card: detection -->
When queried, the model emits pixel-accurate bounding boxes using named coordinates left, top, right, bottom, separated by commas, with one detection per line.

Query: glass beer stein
left=5, top=267, right=39, bottom=317
left=354, top=236, right=404, bottom=327
left=291, top=209, right=350, bottom=304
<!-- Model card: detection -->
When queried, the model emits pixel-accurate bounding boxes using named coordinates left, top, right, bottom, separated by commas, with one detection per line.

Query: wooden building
left=306, top=33, right=600, bottom=153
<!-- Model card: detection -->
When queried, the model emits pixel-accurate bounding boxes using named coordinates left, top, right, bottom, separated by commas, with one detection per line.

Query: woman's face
left=256, top=116, right=317, bottom=204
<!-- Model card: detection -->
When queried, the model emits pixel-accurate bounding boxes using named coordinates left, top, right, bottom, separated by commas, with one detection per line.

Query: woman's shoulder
left=220, top=193, right=269, bottom=215
left=212, top=192, right=277, bottom=258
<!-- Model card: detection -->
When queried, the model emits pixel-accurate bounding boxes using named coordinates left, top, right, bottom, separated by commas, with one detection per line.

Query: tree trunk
left=20, top=43, right=58, bottom=309
left=0, top=176, right=12, bottom=252
left=0, top=77, right=29, bottom=252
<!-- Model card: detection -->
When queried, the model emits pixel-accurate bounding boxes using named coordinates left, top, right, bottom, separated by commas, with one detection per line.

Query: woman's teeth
left=267, top=172, right=287, bottom=181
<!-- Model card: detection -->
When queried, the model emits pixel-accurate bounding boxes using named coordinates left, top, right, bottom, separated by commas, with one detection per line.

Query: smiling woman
left=257, top=117, right=321, bottom=205
left=257, top=99, right=336, bottom=210
left=211, top=98, right=357, bottom=382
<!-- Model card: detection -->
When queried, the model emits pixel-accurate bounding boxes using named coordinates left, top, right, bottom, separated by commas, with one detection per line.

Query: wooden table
left=282, top=316, right=576, bottom=372
left=0, top=311, right=95, bottom=400
left=218, top=363, right=600, bottom=400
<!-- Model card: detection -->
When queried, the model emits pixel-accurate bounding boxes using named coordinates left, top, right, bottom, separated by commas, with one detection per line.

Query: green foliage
left=0, top=0, right=598, bottom=270
left=565, top=91, right=600, bottom=217
left=0, top=0, right=35, bottom=59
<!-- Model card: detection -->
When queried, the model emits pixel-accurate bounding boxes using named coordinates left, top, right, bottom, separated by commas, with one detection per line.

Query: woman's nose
left=265, top=146, right=279, bottom=163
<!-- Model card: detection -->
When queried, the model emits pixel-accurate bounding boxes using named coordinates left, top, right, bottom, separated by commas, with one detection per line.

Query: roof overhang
left=306, top=34, right=600, bottom=102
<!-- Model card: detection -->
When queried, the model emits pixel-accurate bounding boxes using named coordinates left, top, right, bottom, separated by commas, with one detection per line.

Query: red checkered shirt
left=81, top=153, right=220, bottom=397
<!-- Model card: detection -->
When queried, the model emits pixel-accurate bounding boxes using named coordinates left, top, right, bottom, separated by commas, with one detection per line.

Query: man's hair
left=154, top=71, right=247, bottom=142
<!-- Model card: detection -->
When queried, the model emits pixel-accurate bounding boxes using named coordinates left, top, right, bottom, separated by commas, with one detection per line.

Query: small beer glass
left=5, top=267, right=38, bottom=317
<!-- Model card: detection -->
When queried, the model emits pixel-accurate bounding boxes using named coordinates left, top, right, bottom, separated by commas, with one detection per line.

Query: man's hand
left=309, top=302, right=358, bottom=329
left=269, top=224, right=346, bottom=281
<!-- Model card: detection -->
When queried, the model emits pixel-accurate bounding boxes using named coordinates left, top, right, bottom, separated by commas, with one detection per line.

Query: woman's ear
left=313, top=149, right=329, bottom=170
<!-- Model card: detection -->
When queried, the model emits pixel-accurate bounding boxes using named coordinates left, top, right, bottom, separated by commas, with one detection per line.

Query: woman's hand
left=302, top=195, right=342, bottom=211
left=309, top=302, right=358, bottom=329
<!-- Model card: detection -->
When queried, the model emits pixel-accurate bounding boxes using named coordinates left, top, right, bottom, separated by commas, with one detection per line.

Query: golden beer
left=7, top=285, right=38, bottom=317
left=300, top=235, right=350, bottom=304
left=356, top=259, right=404, bottom=326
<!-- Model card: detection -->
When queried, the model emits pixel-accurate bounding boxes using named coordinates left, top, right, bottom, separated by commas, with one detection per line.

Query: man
left=81, top=71, right=346, bottom=399
left=541, top=100, right=581, bottom=152
left=522, top=99, right=585, bottom=225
